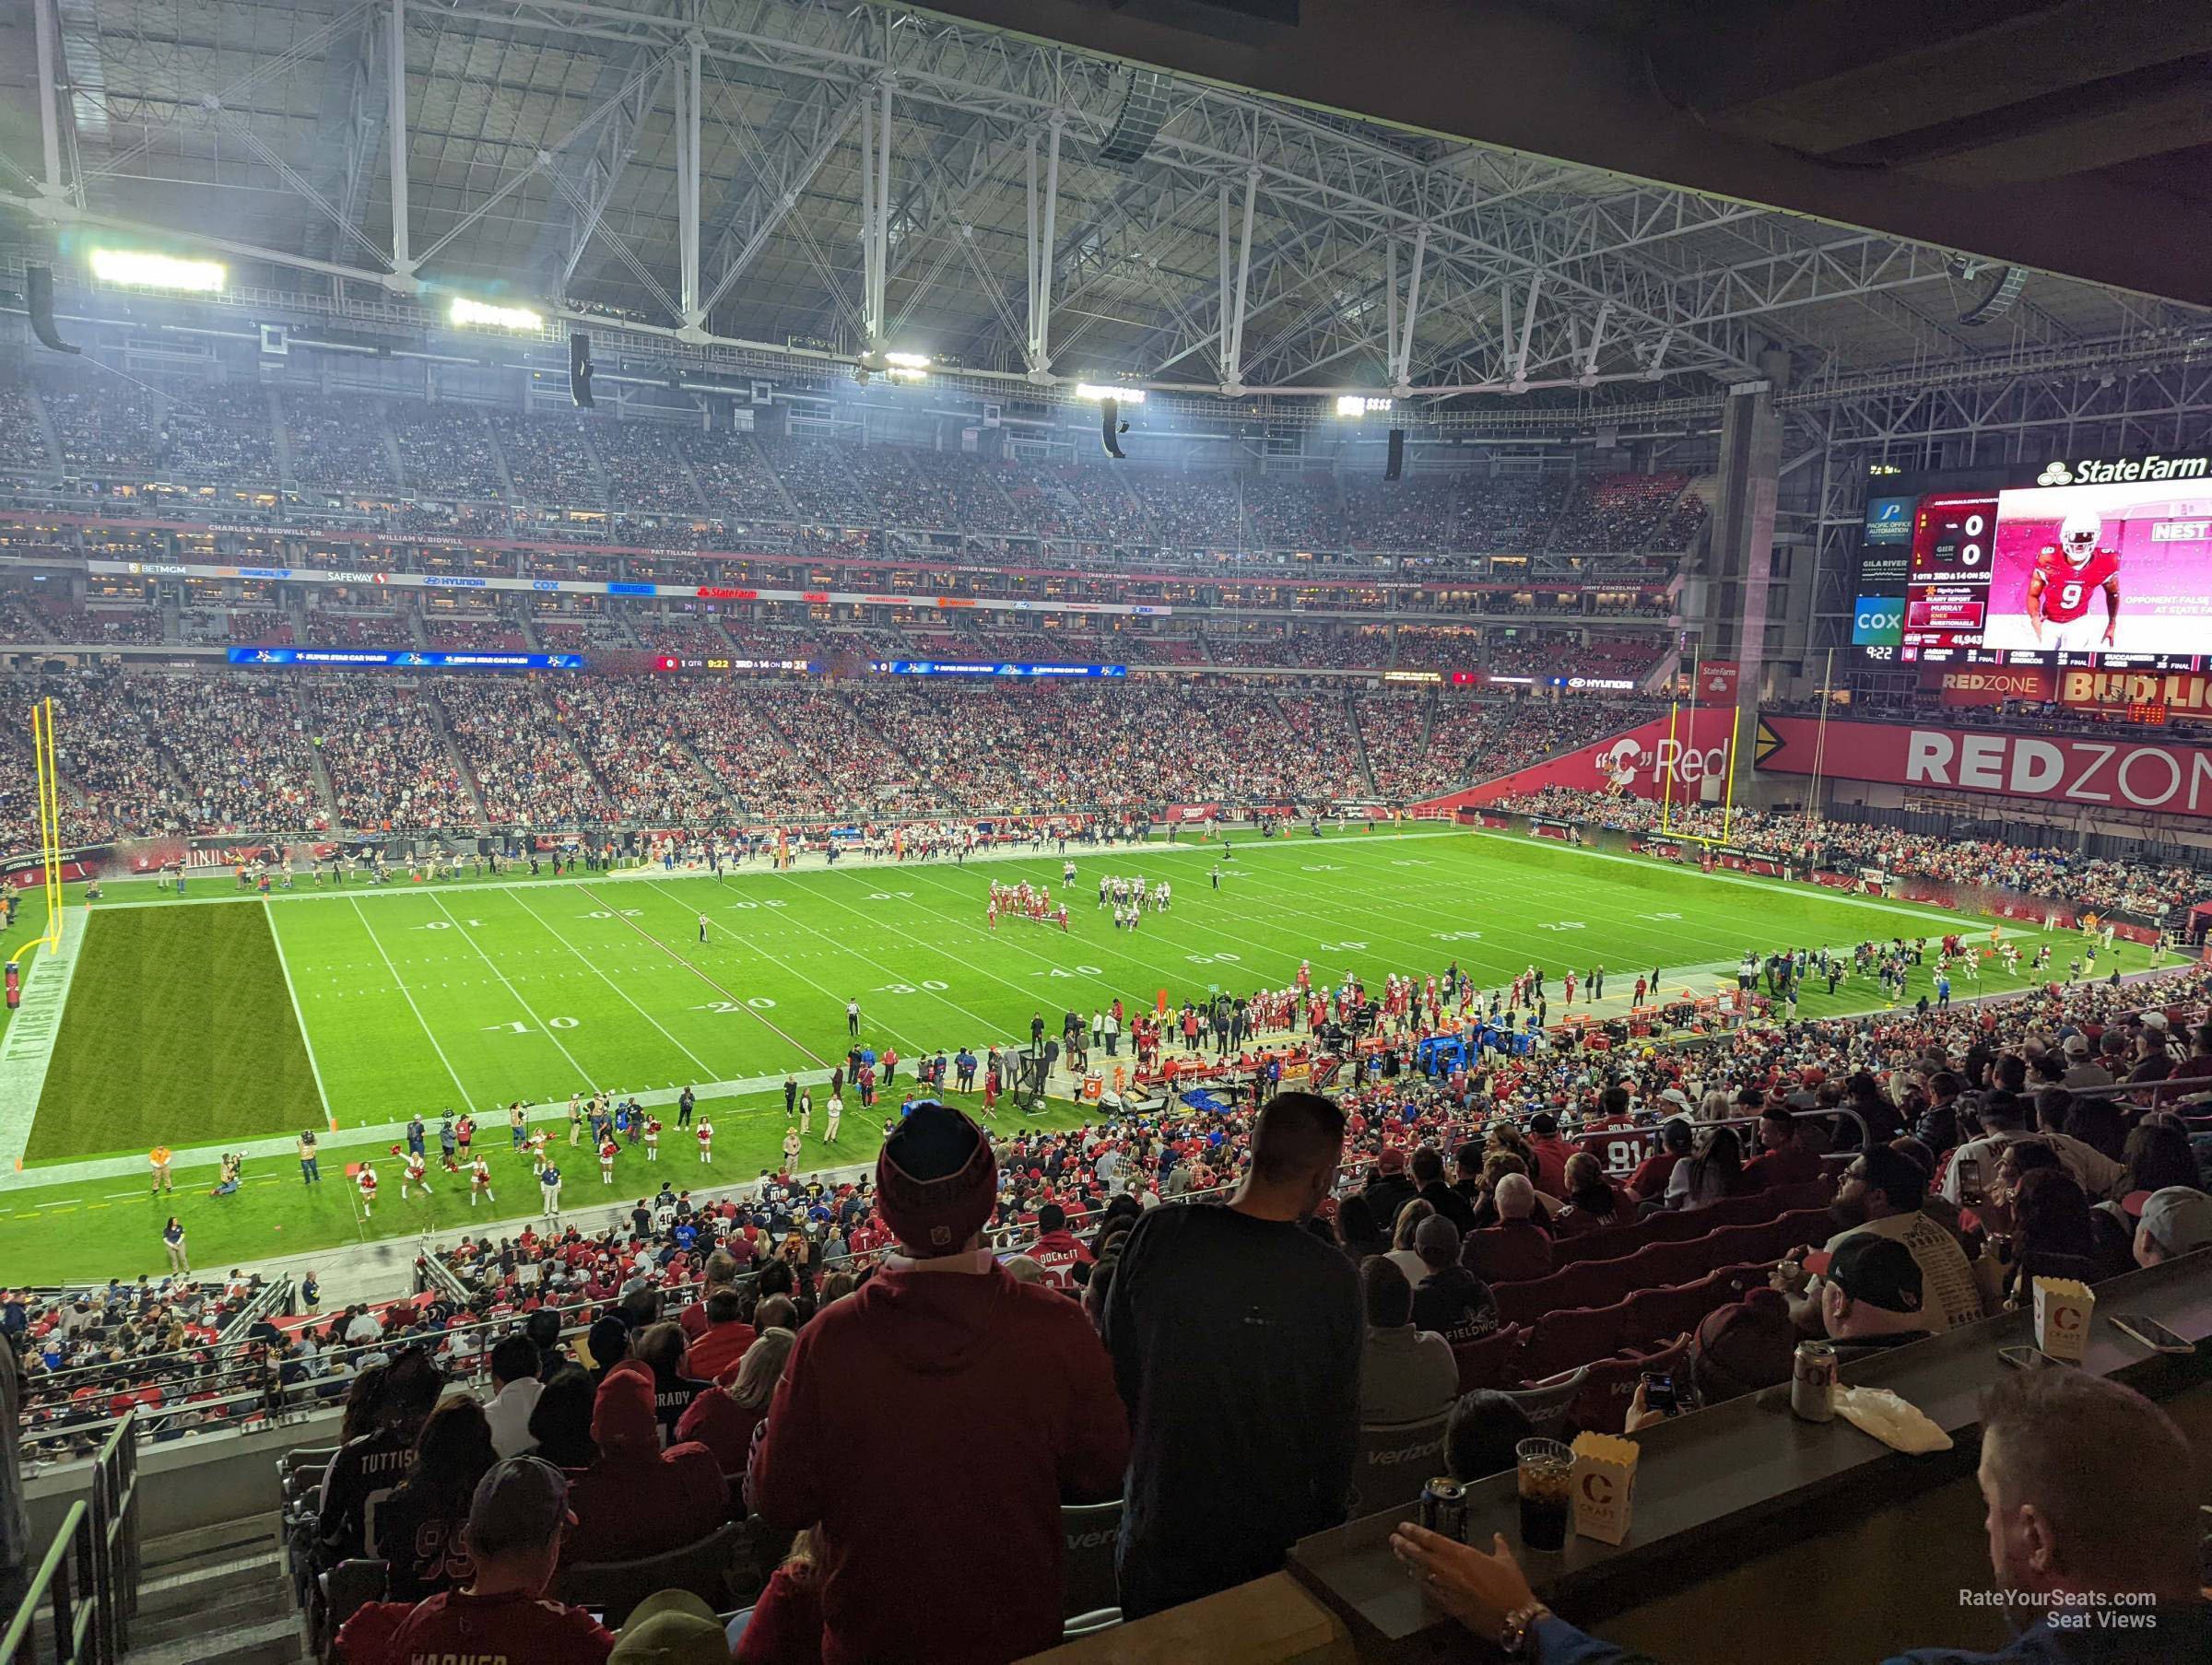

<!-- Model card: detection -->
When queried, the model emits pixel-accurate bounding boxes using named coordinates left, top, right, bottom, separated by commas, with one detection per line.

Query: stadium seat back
left=1062, top=1498, right=1124, bottom=1622
left=1705, top=1220, right=1779, bottom=1266
left=1552, top=1220, right=1638, bottom=1268
left=1619, top=1237, right=1708, bottom=1290
left=1621, top=1279, right=1720, bottom=1350
left=1452, top=1325, right=1524, bottom=1393
left=1562, top=1337, right=1690, bottom=1436
left=316, top=1558, right=389, bottom=1655
left=1773, top=1178, right=1836, bottom=1213
left=1521, top=1302, right=1624, bottom=1382
left=1773, top=1208, right=1835, bottom=1255
left=1705, top=1192, right=1777, bottom=1229
left=1637, top=1209, right=1710, bottom=1244
left=1495, top=1366, right=1592, bottom=1436
left=1350, top=1413, right=1451, bottom=1516
left=558, top=1518, right=745, bottom=1626
left=1494, top=1260, right=1604, bottom=1328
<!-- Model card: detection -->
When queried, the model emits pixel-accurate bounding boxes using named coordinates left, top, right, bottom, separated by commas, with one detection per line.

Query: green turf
left=26, top=901, right=323, bottom=1161
left=2, top=827, right=2154, bottom=1282
left=0, top=1081, right=1097, bottom=1285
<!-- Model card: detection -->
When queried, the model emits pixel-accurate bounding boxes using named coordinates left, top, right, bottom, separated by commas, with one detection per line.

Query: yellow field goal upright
left=29, top=695, right=65, bottom=954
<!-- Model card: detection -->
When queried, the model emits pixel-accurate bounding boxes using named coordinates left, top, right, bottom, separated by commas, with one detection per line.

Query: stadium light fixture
left=883, top=351, right=932, bottom=370
left=1076, top=383, right=1145, bottom=405
left=449, top=297, right=544, bottom=333
left=88, top=249, right=226, bottom=293
left=1335, top=394, right=1394, bottom=416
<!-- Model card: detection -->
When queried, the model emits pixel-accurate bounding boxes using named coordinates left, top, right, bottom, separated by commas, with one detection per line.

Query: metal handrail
left=0, top=1501, right=97, bottom=1665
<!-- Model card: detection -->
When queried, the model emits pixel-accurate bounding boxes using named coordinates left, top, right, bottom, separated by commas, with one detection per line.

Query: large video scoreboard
left=1856, top=453, right=2212, bottom=672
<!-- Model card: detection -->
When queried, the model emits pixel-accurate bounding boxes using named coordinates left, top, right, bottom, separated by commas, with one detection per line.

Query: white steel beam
left=33, top=0, right=65, bottom=199
left=1026, top=114, right=1062, bottom=373
left=1223, top=168, right=1258, bottom=389
left=679, top=34, right=703, bottom=332
left=386, top=0, right=413, bottom=279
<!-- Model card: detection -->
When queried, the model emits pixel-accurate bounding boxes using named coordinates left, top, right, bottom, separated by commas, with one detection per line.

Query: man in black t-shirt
left=1104, top=1091, right=1360, bottom=1620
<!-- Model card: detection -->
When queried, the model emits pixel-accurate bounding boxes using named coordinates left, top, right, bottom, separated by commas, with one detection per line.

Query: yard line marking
left=265, top=901, right=335, bottom=1127
left=502, top=889, right=721, bottom=1079
left=348, top=897, right=474, bottom=1106
left=575, top=884, right=829, bottom=1067
left=426, top=892, right=597, bottom=1089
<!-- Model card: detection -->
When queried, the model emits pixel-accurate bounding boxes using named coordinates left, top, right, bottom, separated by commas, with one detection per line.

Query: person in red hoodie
left=1027, top=1202, right=1093, bottom=1291
left=750, top=1101, right=1128, bottom=1665
left=559, top=1357, right=728, bottom=1567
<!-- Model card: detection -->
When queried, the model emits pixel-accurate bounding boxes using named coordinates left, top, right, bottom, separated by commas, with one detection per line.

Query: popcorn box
left=2032, top=1276, right=2094, bottom=1363
left=1570, top=1431, right=1639, bottom=1545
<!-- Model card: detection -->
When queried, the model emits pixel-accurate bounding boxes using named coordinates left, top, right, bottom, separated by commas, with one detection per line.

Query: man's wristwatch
left=1499, top=1601, right=1553, bottom=1659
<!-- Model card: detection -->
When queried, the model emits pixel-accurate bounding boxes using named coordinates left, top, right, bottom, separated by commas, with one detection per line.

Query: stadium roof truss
left=0, top=0, right=2206, bottom=421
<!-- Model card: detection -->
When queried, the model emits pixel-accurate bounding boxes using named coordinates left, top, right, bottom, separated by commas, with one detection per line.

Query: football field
left=0, top=827, right=2148, bottom=1282
left=29, top=827, right=2135, bottom=1161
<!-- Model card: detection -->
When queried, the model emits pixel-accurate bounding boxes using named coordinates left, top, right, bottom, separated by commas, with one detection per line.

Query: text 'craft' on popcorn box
left=2032, top=1276, right=2094, bottom=1364
left=1571, top=1431, right=1639, bottom=1546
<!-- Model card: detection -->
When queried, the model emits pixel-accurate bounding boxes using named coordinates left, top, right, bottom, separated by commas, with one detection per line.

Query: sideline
left=0, top=905, right=85, bottom=1173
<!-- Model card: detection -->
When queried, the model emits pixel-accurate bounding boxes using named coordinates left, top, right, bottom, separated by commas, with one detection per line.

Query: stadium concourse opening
left=3, top=1, right=2211, bottom=1662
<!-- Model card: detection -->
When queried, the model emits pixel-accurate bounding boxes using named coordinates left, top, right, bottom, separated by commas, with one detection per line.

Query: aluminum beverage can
left=1418, top=1476, right=1468, bottom=1543
left=1792, top=1340, right=1838, bottom=1422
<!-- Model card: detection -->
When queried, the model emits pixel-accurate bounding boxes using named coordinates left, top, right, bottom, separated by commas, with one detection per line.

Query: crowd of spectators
left=309, top=682, right=477, bottom=831
left=9, top=1272, right=274, bottom=1463
left=1488, top=786, right=2205, bottom=918
left=484, top=411, right=602, bottom=509
left=594, top=417, right=706, bottom=514
left=548, top=679, right=724, bottom=827
left=1354, top=690, right=1463, bottom=799
left=439, top=680, right=615, bottom=829
left=389, top=405, right=507, bottom=503
left=282, top=393, right=399, bottom=492
left=1546, top=473, right=1692, bottom=553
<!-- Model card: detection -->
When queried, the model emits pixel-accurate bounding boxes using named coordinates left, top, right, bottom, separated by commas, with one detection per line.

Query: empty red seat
left=1704, top=1220, right=1780, bottom=1267
left=1553, top=1220, right=1640, bottom=1267
left=1522, top=1301, right=1626, bottom=1381
left=1620, top=1278, right=1723, bottom=1349
left=1453, top=1325, right=1524, bottom=1393
left=1772, top=1178, right=1836, bottom=1213
left=1618, top=1237, right=1710, bottom=1291
left=1704, top=1192, right=1779, bottom=1229
left=1636, top=1210, right=1711, bottom=1244
left=1494, top=1259, right=1617, bottom=1328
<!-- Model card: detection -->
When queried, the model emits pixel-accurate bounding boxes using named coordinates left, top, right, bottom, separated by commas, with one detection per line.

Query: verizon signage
left=1757, top=715, right=2212, bottom=818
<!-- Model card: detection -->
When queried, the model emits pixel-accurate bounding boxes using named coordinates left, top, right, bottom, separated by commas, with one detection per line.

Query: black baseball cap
left=1827, top=1233, right=1924, bottom=1315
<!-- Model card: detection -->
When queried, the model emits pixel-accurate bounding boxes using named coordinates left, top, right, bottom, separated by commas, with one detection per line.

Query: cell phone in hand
left=1955, top=1156, right=1983, bottom=1205
left=1640, top=1371, right=1677, bottom=1414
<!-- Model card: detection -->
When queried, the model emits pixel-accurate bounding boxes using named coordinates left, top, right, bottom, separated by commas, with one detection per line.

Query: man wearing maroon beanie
left=750, top=1102, right=1128, bottom=1665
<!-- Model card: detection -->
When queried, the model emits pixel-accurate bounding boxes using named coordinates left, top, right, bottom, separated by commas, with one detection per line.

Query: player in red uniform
left=2026, top=511, right=2120, bottom=651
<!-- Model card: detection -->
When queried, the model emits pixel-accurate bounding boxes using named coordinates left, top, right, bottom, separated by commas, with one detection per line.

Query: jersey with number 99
left=2032, top=542, right=2119, bottom=623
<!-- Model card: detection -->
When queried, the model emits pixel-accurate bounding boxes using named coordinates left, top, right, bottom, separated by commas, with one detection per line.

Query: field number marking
left=1186, top=952, right=1241, bottom=965
left=584, top=909, right=642, bottom=919
left=691, top=998, right=778, bottom=1013
left=877, top=979, right=950, bottom=994
left=1431, top=931, right=1484, bottom=942
left=420, top=919, right=486, bottom=930
left=866, top=891, right=915, bottom=901
left=1031, top=964, right=1103, bottom=978
left=1538, top=921, right=1587, bottom=932
left=485, top=1015, right=581, bottom=1033
left=724, top=898, right=786, bottom=909
left=1639, top=910, right=1685, bottom=920
left=1313, top=940, right=1368, bottom=953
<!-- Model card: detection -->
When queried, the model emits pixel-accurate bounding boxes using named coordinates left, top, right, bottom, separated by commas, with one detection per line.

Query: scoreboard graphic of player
left=1980, top=480, right=2212, bottom=658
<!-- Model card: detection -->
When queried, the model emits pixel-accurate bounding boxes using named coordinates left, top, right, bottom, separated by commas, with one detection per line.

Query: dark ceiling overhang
left=898, top=0, right=2212, bottom=309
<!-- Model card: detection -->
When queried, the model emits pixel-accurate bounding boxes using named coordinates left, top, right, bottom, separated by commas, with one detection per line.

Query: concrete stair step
left=131, top=1581, right=291, bottom=1647
left=143, top=1511, right=279, bottom=1575
left=122, top=1613, right=307, bottom=1665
